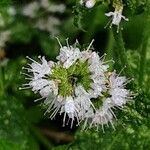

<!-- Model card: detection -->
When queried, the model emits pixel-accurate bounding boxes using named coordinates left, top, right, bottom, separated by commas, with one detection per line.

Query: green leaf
left=0, top=96, right=39, bottom=150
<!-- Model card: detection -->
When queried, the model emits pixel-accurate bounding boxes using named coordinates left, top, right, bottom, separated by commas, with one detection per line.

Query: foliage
left=0, top=0, right=150, bottom=150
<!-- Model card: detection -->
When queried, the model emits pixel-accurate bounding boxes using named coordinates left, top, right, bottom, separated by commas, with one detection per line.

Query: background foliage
left=0, top=0, right=150, bottom=150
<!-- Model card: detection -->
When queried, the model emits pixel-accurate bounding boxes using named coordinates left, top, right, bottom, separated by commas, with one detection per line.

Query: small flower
left=56, top=43, right=81, bottom=69
left=80, top=0, right=96, bottom=8
left=74, top=85, right=94, bottom=120
left=21, top=1, right=65, bottom=35
left=0, top=30, right=11, bottom=48
left=105, top=6, right=128, bottom=33
left=91, top=107, right=113, bottom=130
left=23, top=56, right=53, bottom=79
left=108, top=71, right=132, bottom=107
left=88, top=52, right=108, bottom=98
left=40, top=0, right=66, bottom=13
left=22, top=2, right=40, bottom=18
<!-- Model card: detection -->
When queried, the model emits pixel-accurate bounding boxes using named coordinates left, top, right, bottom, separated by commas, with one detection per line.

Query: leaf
left=0, top=96, right=39, bottom=150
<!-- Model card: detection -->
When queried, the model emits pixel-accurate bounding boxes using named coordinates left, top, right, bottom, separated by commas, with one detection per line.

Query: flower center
left=50, top=60, right=92, bottom=97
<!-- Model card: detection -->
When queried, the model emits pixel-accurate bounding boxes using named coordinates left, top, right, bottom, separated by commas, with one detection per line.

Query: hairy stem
left=138, top=23, right=149, bottom=87
left=112, top=29, right=132, bottom=76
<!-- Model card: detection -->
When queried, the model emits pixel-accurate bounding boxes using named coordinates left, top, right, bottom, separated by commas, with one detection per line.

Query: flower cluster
left=21, top=40, right=132, bottom=130
left=0, top=7, right=16, bottom=49
left=22, top=0, right=66, bottom=34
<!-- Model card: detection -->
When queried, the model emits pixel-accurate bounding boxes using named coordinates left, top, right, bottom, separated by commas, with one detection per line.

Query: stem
left=105, top=30, right=114, bottom=69
left=30, top=126, right=53, bottom=150
left=138, top=18, right=149, bottom=87
left=0, top=67, right=4, bottom=96
left=112, top=29, right=132, bottom=76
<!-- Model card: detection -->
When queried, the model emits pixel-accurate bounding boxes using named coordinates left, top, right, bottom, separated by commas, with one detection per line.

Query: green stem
left=112, top=29, right=132, bottom=76
left=30, top=126, right=53, bottom=150
left=138, top=37, right=148, bottom=87
left=105, top=30, right=114, bottom=69
left=138, top=14, right=150, bottom=87
left=0, top=67, right=4, bottom=96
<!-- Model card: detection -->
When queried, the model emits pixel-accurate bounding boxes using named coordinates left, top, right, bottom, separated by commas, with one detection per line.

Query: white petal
left=105, top=12, right=114, bottom=17
left=65, top=97, right=75, bottom=114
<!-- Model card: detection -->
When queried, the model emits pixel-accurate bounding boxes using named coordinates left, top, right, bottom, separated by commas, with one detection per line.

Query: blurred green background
left=0, top=0, right=150, bottom=150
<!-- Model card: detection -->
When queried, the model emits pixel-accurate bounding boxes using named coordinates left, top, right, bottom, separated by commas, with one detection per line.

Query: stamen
left=65, top=38, right=70, bottom=49
left=63, top=112, right=67, bottom=127
left=34, top=97, right=45, bottom=102
left=70, top=118, right=74, bottom=128
left=87, top=39, right=94, bottom=51
left=117, top=65, right=127, bottom=77
left=20, top=72, right=33, bottom=78
left=55, top=37, right=63, bottom=48
left=26, top=56, right=38, bottom=63
left=19, top=87, right=31, bottom=90
left=74, top=39, right=79, bottom=47
left=100, top=53, right=107, bottom=61
left=110, top=120, right=115, bottom=130
left=104, top=19, right=112, bottom=29
left=101, top=124, right=105, bottom=133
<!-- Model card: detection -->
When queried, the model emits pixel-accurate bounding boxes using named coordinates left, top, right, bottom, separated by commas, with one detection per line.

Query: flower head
left=21, top=39, right=133, bottom=130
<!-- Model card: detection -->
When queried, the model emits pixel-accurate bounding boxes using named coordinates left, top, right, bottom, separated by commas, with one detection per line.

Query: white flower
left=91, top=107, right=113, bottom=130
left=88, top=82, right=103, bottom=98
left=22, top=2, right=40, bottom=18
left=109, top=71, right=131, bottom=107
left=40, top=0, right=66, bottom=13
left=24, top=56, right=53, bottom=79
left=80, top=0, right=96, bottom=8
left=35, top=16, right=61, bottom=34
left=44, top=95, right=78, bottom=128
left=64, top=97, right=75, bottom=114
left=0, top=30, right=11, bottom=48
left=39, top=81, right=58, bottom=98
left=89, top=52, right=108, bottom=75
left=105, top=7, right=129, bottom=32
left=109, top=71, right=127, bottom=88
left=29, top=78, right=50, bottom=93
left=63, top=97, right=77, bottom=127
left=21, top=40, right=133, bottom=130
left=88, top=52, right=108, bottom=98
left=82, top=97, right=115, bottom=130
left=80, top=50, right=92, bottom=61
left=74, top=85, right=94, bottom=119
left=56, top=45, right=81, bottom=69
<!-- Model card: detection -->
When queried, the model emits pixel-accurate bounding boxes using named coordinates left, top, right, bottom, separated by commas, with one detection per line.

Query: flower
left=81, top=71, right=132, bottom=130
left=21, top=40, right=106, bottom=127
left=22, top=1, right=40, bottom=18
left=56, top=43, right=81, bottom=69
left=105, top=6, right=128, bottom=32
left=0, top=30, right=11, bottom=48
left=108, top=71, right=132, bottom=107
left=40, top=0, right=66, bottom=13
left=21, top=1, right=66, bottom=35
left=21, top=39, right=133, bottom=130
left=80, top=0, right=96, bottom=8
